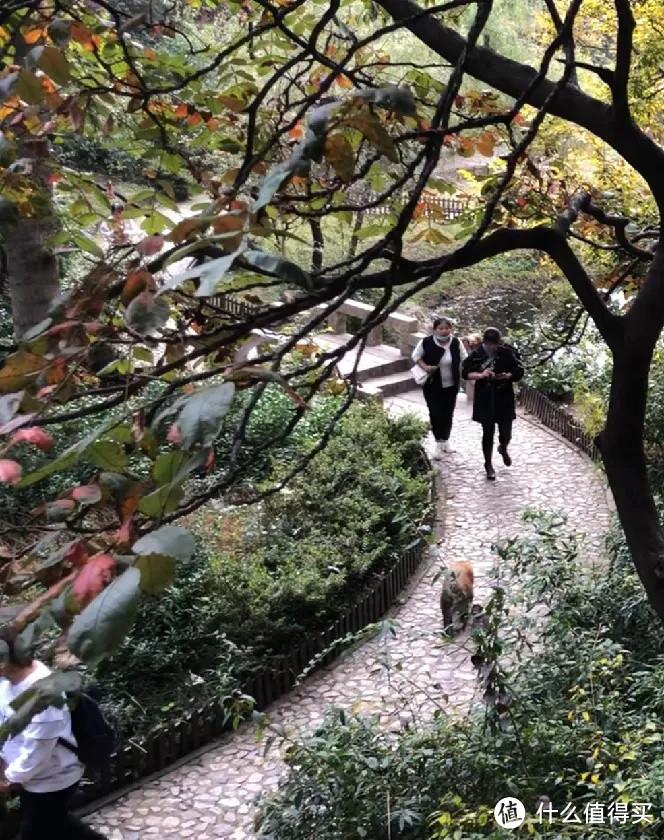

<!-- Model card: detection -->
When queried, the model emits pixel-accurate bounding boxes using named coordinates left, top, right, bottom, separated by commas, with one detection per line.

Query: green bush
left=94, top=395, right=431, bottom=736
left=256, top=512, right=664, bottom=840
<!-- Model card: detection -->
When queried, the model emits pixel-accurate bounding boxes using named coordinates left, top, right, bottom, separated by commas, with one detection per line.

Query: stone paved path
left=91, top=392, right=612, bottom=840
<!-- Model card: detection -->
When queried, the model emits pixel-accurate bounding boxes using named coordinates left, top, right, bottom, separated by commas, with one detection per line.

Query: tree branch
left=613, top=0, right=635, bottom=121
left=373, top=0, right=664, bottom=205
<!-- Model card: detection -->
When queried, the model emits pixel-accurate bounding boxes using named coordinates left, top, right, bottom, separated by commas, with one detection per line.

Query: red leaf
left=10, top=426, right=54, bottom=451
left=0, top=413, right=36, bottom=435
left=0, top=459, right=22, bottom=484
left=454, top=95, right=465, bottom=107
left=72, top=553, right=116, bottom=610
left=71, top=483, right=102, bottom=505
left=64, top=540, right=89, bottom=569
left=205, top=448, right=215, bottom=472
left=114, top=517, right=134, bottom=548
left=167, top=422, right=182, bottom=446
left=137, top=235, right=165, bottom=256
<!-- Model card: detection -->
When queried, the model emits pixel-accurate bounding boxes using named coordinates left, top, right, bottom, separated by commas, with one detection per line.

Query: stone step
left=361, top=370, right=417, bottom=398
left=314, top=334, right=410, bottom=381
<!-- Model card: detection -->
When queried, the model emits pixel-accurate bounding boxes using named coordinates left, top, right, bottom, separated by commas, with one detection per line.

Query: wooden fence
left=0, top=452, right=435, bottom=839
left=207, top=294, right=267, bottom=320
left=365, top=194, right=469, bottom=220
left=519, top=384, right=601, bottom=463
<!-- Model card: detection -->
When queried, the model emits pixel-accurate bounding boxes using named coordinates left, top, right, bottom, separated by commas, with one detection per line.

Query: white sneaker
left=441, top=441, right=455, bottom=453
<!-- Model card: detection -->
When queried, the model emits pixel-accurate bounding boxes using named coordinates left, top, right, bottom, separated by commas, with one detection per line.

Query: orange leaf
left=186, top=112, right=202, bottom=126
left=288, top=120, right=304, bottom=140
left=174, top=103, right=188, bottom=117
left=45, top=359, right=67, bottom=385
left=24, top=29, right=44, bottom=44
left=218, top=95, right=244, bottom=113
left=122, top=270, right=151, bottom=306
left=72, top=553, right=116, bottom=610
left=476, top=130, right=496, bottom=157
left=336, top=74, right=353, bottom=89
left=70, top=21, right=92, bottom=44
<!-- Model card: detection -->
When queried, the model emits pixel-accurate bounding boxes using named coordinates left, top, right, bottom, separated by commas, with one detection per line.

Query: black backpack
left=58, top=689, right=115, bottom=772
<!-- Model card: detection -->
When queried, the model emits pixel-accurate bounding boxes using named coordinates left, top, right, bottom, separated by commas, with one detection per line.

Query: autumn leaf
left=71, top=484, right=103, bottom=506
left=71, top=553, right=117, bottom=611
left=336, top=74, right=353, bottom=89
left=477, top=130, right=497, bottom=156
left=64, top=540, right=89, bottom=569
left=122, top=270, right=152, bottom=306
left=9, top=426, right=54, bottom=451
left=137, top=235, right=165, bottom=256
left=324, top=134, right=355, bottom=182
left=0, top=459, right=22, bottom=485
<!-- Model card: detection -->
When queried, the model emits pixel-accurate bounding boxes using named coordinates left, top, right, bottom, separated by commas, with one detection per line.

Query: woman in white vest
left=412, top=316, right=467, bottom=458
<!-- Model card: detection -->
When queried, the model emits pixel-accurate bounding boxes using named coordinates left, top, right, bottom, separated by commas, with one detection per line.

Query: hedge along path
left=90, top=393, right=612, bottom=840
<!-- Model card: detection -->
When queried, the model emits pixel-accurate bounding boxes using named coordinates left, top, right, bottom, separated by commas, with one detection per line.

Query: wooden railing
left=0, top=453, right=435, bottom=839
left=365, top=194, right=469, bottom=220
left=519, top=385, right=601, bottom=463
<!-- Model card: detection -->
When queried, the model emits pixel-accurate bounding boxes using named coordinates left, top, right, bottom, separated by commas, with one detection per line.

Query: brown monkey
left=439, top=561, right=474, bottom=635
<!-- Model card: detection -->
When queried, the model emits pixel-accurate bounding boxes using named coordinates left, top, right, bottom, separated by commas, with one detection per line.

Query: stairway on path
left=314, top=332, right=416, bottom=398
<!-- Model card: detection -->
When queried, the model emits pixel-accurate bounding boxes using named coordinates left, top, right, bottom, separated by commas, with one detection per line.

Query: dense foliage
left=257, top=512, right=664, bottom=840
left=93, top=397, right=430, bottom=737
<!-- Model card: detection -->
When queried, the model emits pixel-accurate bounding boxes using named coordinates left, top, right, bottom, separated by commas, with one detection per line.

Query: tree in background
left=2, top=0, right=664, bottom=720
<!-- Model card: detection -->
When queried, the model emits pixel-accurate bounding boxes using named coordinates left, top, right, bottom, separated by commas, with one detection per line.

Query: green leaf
left=133, top=525, right=195, bottom=562
left=254, top=165, right=292, bottom=213
left=142, top=211, right=173, bottom=235
left=73, top=233, right=103, bottom=259
left=68, top=567, right=142, bottom=665
left=86, top=440, right=128, bottom=471
left=164, top=250, right=241, bottom=296
left=347, top=113, right=397, bottom=162
left=47, top=19, right=71, bottom=49
left=38, top=46, right=71, bottom=86
left=0, top=196, right=19, bottom=226
left=15, top=70, right=45, bottom=104
left=0, top=671, right=81, bottom=742
left=135, top=553, right=177, bottom=594
left=361, top=85, right=417, bottom=116
left=0, top=73, right=19, bottom=105
left=138, top=483, right=184, bottom=518
left=243, top=249, right=310, bottom=288
left=125, top=292, right=170, bottom=336
left=177, top=382, right=235, bottom=450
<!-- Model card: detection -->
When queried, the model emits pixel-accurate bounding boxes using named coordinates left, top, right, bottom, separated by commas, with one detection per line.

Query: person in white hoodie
left=0, top=626, right=106, bottom=839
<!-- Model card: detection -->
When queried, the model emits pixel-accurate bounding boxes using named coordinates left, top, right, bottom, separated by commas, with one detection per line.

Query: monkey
left=439, top=561, right=474, bottom=635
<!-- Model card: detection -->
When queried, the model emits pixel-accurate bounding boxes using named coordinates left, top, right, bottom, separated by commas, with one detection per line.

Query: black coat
left=462, top=344, right=524, bottom=424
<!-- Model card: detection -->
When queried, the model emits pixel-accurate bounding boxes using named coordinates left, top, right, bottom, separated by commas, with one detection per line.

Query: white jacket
left=0, top=661, right=84, bottom=793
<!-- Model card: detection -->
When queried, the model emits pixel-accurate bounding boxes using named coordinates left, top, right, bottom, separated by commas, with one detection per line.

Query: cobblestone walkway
left=91, top=393, right=612, bottom=840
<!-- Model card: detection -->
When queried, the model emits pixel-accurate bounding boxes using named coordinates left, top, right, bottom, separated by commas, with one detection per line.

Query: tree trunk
left=601, top=334, right=664, bottom=620
left=4, top=137, right=60, bottom=340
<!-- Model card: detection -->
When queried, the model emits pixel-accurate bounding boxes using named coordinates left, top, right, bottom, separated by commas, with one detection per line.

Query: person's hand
left=0, top=776, right=13, bottom=797
left=481, top=368, right=493, bottom=379
left=427, top=365, right=438, bottom=374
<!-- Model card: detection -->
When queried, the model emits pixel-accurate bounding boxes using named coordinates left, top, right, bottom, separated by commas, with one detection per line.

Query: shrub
left=256, top=512, right=664, bottom=840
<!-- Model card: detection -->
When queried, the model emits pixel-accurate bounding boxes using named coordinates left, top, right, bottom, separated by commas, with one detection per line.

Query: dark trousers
left=423, top=381, right=458, bottom=441
left=19, top=784, right=105, bottom=840
left=482, top=419, right=513, bottom=465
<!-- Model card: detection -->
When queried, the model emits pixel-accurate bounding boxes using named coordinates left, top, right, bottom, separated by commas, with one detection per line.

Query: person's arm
left=457, top=340, right=468, bottom=384
left=2, top=723, right=59, bottom=788
left=412, top=339, right=436, bottom=373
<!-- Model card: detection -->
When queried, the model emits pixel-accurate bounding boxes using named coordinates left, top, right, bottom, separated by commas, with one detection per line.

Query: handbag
left=410, top=364, right=430, bottom=386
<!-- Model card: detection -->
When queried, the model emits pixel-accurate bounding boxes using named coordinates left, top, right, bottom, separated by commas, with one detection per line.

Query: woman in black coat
left=461, top=327, right=524, bottom=480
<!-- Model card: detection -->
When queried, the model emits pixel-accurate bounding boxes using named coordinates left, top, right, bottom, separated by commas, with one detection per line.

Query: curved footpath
left=91, top=392, right=612, bottom=840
